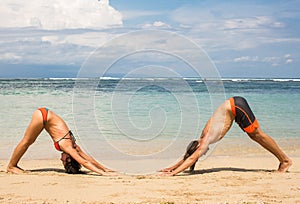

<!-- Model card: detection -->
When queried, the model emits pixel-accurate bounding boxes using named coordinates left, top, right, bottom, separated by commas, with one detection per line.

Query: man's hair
left=64, top=156, right=81, bottom=174
left=184, top=140, right=199, bottom=160
left=183, top=140, right=199, bottom=172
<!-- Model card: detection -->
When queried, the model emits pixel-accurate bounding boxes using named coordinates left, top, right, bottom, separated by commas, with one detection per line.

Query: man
left=160, top=96, right=292, bottom=176
left=7, top=108, right=114, bottom=176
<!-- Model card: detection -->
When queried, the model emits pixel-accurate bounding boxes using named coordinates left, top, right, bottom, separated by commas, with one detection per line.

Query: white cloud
left=233, top=56, right=251, bottom=62
left=0, top=0, right=122, bottom=30
left=284, top=54, right=293, bottom=64
left=233, top=56, right=258, bottom=62
left=169, top=4, right=292, bottom=53
left=0, top=28, right=112, bottom=65
left=0, top=52, right=22, bottom=63
left=233, top=54, right=294, bottom=66
left=284, top=54, right=291, bottom=58
left=286, top=59, right=293, bottom=64
left=122, top=10, right=164, bottom=20
left=142, top=21, right=171, bottom=29
left=263, top=56, right=278, bottom=64
left=41, top=31, right=115, bottom=48
left=224, top=16, right=284, bottom=30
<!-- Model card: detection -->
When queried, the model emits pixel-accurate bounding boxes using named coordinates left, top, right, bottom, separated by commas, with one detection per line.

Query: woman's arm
left=75, top=145, right=114, bottom=172
left=64, top=147, right=109, bottom=176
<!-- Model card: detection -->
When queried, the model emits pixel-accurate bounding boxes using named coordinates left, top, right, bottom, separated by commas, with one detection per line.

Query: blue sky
left=0, top=0, right=299, bottom=78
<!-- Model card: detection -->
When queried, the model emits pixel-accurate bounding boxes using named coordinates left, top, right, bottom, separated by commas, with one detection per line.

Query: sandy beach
left=1, top=138, right=299, bottom=204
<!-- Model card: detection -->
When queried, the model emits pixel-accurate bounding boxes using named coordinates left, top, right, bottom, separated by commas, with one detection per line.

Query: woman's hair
left=64, top=156, right=81, bottom=174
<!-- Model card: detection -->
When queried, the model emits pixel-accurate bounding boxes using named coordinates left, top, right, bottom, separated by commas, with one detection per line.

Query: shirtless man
left=7, top=108, right=114, bottom=176
left=160, top=96, right=292, bottom=176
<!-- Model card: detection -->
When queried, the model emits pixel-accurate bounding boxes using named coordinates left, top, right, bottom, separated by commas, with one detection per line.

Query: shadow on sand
left=182, top=167, right=273, bottom=175
left=28, top=168, right=87, bottom=175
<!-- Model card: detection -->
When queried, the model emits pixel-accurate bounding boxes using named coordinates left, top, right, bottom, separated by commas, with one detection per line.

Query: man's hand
left=158, top=167, right=173, bottom=173
left=158, top=171, right=174, bottom=177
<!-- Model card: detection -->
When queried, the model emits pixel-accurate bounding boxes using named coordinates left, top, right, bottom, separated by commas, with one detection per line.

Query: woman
left=7, top=108, right=114, bottom=176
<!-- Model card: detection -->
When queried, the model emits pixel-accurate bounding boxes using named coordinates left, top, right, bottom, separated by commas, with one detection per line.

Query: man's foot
left=7, top=166, right=25, bottom=174
left=277, top=159, right=293, bottom=173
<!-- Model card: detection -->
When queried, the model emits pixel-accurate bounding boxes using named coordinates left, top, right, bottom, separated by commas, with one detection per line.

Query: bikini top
left=54, top=130, right=76, bottom=152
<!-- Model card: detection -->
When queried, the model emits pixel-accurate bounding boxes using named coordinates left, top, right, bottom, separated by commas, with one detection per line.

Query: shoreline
left=1, top=137, right=299, bottom=159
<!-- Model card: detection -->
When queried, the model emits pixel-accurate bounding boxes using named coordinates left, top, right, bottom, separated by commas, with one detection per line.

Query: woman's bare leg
left=7, top=110, right=44, bottom=173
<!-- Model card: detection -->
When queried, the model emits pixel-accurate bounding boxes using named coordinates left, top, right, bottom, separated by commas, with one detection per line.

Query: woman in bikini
left=160, top=96, right=292, bottom=176
left=7, top=108, right=114, bottom=175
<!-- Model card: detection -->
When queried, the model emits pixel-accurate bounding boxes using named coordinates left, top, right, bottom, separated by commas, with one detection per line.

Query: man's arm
left=159, top=159, right=185, bottom=172
left=167, top=149, right=201, bottom=176
left=162, top=140, right=209, bottom=176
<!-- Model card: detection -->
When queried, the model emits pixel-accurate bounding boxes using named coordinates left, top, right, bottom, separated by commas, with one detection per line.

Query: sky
left=0, top=0, right=299, bottom=78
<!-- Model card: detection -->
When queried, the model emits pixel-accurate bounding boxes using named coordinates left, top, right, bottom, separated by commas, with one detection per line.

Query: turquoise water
left=0, top=78, right=299, bottom=161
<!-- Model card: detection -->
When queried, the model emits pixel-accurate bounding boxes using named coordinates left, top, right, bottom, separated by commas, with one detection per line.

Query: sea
left=0, top=78, right=299, bottom=173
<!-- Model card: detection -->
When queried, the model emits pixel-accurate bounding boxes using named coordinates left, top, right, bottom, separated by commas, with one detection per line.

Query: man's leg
left=247, top=128, right=292, bottom=172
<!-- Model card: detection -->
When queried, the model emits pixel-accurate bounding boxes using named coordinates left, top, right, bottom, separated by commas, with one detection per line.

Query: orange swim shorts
left=229, top=96, right=259, bottom=133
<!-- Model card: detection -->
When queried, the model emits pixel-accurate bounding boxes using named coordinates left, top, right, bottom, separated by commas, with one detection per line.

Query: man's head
left=184, top=140, right=199, bottom=160
left=61, top=153, right=81, bottom=174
